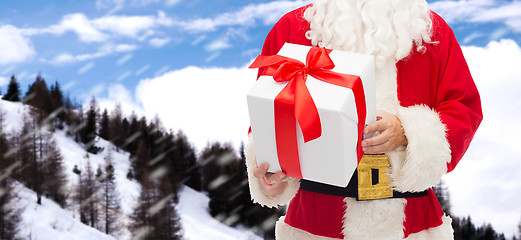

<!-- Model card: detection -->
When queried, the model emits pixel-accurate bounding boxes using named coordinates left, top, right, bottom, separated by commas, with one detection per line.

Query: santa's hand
left=361, top=110, right=408, bottom=154
left=252, top=161, right=291, bottom=198
left=253, top=162, right=289, bottom=185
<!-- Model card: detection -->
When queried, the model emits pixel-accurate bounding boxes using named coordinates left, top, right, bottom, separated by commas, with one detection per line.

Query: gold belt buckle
left=357, top=154, right=393, bottom=200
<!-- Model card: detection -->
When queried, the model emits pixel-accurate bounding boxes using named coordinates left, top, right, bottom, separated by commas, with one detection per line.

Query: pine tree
left=84, top=159, right=99, bottom=228
left=131, top=171, right=182, bottom=240
left=518, top=215, right=521, bottom=240
left=123, top=112, right=141, bottom=153
left=64, top=93, right=76, bottom=129
left=461, top=216, right=477, bottom=239
left=0, top=107, right=21, bottom=239
left=2, top=75, right=21, bottom=102
left=99, top=109, right=110, bottom=140
left=0, top=107, right=15, bottom=177
left=49, top=81, right=65, bottom=128
left=155, top=177, right=183, bottom=240
left=131, top=171, right=154, bottom=239
left=35, top=122, right=45, bottom=205
left=0, top=178, right=22, bottom=240
left=76, top=156, right=99, bottom=228
left=201, top=142, right=243, bottom=225
left=173, top=131, right=201, bottom=191
left=42, top=137, right=67, bottom=208
left=433, top=179, right=451, bottom=215
left=25, top=74, right=53, bottom=124
left=73, top=158, right=86, bottom=224
left=17, top=113, right=43, bottom=204
left=81, top=97, right=100, bottom=153
left=109, top=104, right=124, bottom=149
left=98, top=150, right=121, bottom=236
left=133, top=140, right=150, bottom=182
left=481, top=223, right=498, bottom=240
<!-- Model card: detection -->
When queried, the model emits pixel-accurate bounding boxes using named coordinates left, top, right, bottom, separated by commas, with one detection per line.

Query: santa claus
left=245, top=0, right=482, bottom=239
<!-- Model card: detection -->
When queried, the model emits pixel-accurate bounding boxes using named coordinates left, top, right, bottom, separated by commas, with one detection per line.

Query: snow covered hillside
left=0, top=98, right=262, bottom=240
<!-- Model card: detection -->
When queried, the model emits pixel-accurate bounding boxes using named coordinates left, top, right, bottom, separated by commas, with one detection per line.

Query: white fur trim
left=275, top=216, right=339, bottom=240
left=274, top=207, right=453, bottom=240
left=342, top=197, right=406, bottom=240
left=391, top=105, right=451, bottom=192
left=245, top=134, right=300, bottom=208
left=405, top=215, right=454, bottom=240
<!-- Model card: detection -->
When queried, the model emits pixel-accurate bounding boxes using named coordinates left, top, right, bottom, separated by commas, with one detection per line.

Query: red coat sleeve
left=431, top=13, right=483, bottom=172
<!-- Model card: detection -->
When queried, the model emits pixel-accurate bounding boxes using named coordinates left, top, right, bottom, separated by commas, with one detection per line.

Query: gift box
left=247, top=43, right=376, bottom=187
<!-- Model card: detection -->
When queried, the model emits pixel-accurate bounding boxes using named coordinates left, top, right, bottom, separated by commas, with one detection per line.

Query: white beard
left=304, top=0, right=432, bottom=64
left=304, top=0, right=433, bottom=111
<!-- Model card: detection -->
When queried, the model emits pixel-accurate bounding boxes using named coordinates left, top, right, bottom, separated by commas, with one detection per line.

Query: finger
left=266, top=171, right=287, bottom=184
left=376, top=110, right=387, bottom=118
left=363, top=141, right=390, bottom=154
left=362, top=130, right=389, bottom=147
left=364, top=120, right=385, bottom=135
left=253, top=162, right=270, bottom=178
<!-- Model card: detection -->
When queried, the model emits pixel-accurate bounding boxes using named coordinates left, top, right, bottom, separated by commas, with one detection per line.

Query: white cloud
left=149, top=37, right=171, bottom=48
left=92, top=11, right=173, bottom=38
left=50, top=43, right=138, bottom=65
left=96, top=0, right=125, bottom=10
left=469, top=1, right=521, bottom=23
left=30, top=13, right=109, bottom=42
left=98, top=83, right=144, bottom=117
left=134, top=65, right=257, bottom=150
left=176, top=0, right=312, bottom=32
left=0, top=76, right=9, bottom=87
left=0, top=25, right=36, bottom=65
left=23, top=11, right=173, bottom=43
left=112, top=43, right=138, bottom=52
left=51, top=53, right=76, bottom=65
left=165, top=0, right=181, bottom=7
left=429, top=0, right=494, bottom=23
left=96, top=0, right=161, bottom=10
left=430, top=0, right=521, bottom=32
left=444, top=39, right=521, bottom=238
left=205, top=39, right=231, bottom=51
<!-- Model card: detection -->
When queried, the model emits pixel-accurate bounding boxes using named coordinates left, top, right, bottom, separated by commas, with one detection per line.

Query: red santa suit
left=245, top=3, right=482, bottom=240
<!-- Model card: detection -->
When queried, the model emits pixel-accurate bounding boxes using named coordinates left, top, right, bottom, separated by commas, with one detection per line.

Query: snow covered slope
left=178, top=186, right=262, bottom=240
left=1, top=99, right=263, bottom=240
left=15, top=182, right=116, bottom=240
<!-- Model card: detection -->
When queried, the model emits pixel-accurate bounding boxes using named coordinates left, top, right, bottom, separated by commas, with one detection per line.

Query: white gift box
left=247, top=43, right=376, bottom=187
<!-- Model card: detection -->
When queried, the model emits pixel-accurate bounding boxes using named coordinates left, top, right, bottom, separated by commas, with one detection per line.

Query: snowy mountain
left=0, top=98, right=262, bottom=240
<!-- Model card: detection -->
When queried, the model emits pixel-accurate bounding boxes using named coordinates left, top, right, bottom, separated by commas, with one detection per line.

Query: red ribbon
left=249, top=47, right=366, bottom=179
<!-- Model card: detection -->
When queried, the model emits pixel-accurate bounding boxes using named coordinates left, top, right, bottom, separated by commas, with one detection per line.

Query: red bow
left=249, top=47, right=366, bottom=179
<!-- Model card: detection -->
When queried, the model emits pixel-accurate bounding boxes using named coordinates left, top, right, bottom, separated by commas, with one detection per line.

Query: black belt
left=300, top=155, right=428, bottom=201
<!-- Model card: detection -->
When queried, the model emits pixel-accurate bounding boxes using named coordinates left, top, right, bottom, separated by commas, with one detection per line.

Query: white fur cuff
left=405, top=215, right=454, bottom=240
left=391, top=105, right=451, bottom=192
left=245, top=135, right=300, bottom=208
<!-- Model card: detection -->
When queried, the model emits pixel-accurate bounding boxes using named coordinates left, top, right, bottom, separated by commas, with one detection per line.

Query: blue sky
left=1, top=0, right=519, bottom=100
left=2, top=0, right=521, bottom=238
left=0, top=0, right=307, bottom=99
